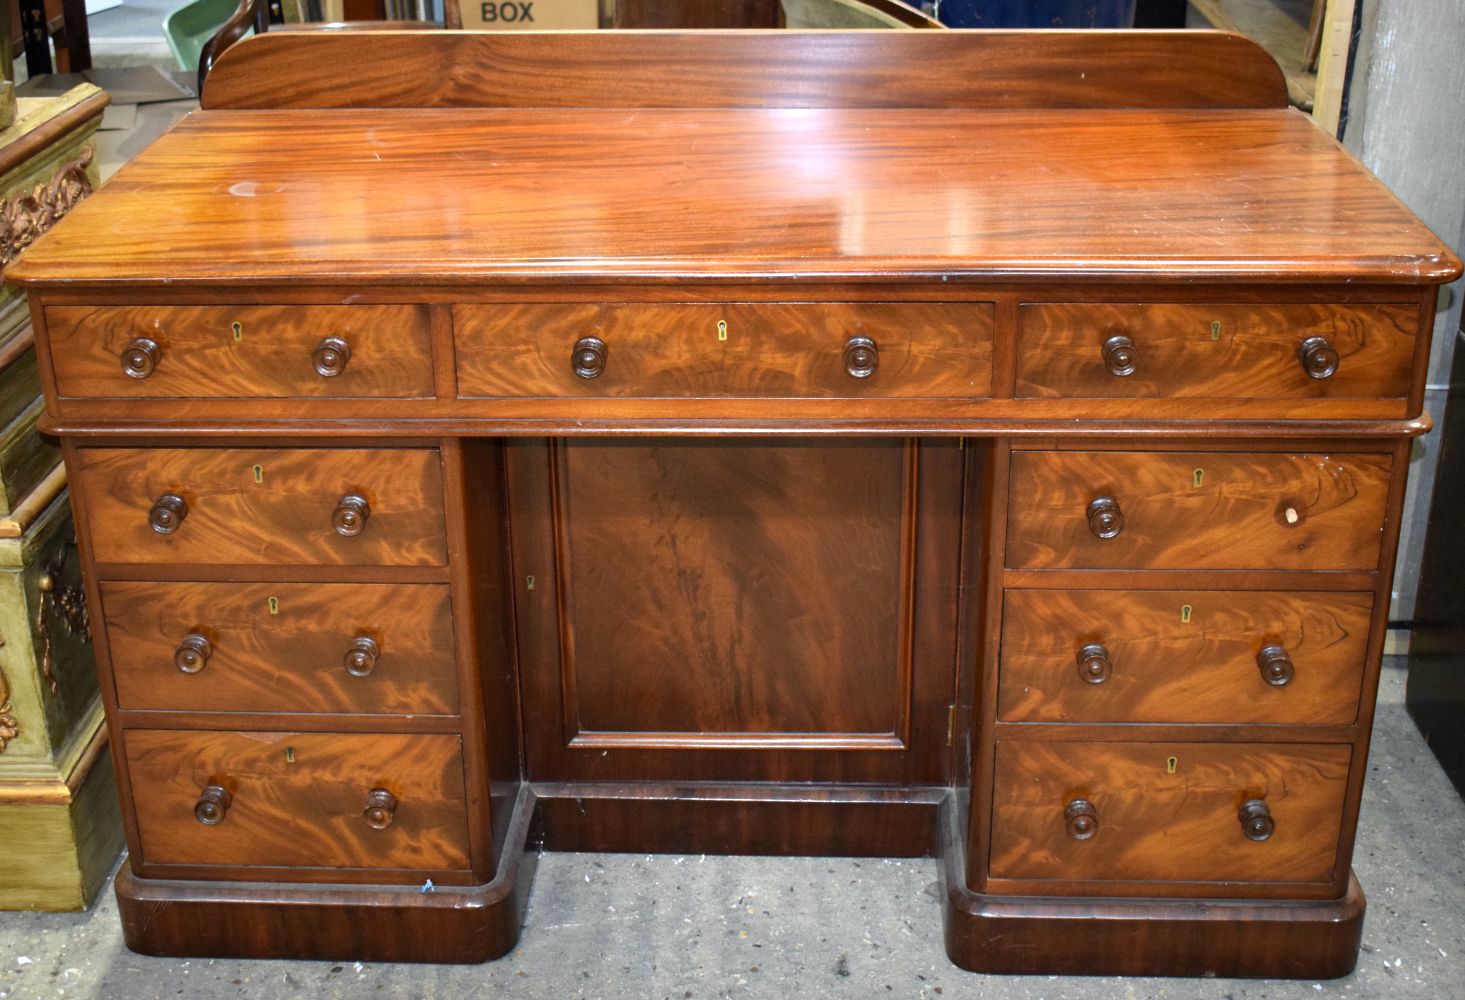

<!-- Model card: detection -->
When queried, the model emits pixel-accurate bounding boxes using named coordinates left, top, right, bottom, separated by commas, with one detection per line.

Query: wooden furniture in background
left=10, top=30, right=1460, bottom=975
left=0, top=82, right=121, bottom=911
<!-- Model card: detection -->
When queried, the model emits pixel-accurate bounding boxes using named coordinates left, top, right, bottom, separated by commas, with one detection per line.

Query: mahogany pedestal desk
left=10, top=29, right=1461, bottom=978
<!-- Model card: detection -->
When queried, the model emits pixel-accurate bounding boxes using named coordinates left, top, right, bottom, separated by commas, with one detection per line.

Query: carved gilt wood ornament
left=0, top=147, right=95, bottom=268
left=0, top=637, right=15, bottom=753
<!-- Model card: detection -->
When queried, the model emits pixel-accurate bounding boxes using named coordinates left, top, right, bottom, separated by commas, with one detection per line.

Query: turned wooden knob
left=343, top=636, right=381, bottom=677
left=1297, top=336, right=1339, bottom=380
left=1257, top=644, right=1295, bottom=687
left=195, top=784, right=232, bottom=825
left=1086, top=496, right=1124, bottom=539
left=332, top=494, right=370, bottom=537
left=148, top=493, right=188, bottom=534
left=1065, top=799, right=1098, bottom=840
left=363, top=788, right=398, bottom=830
left=1102, top=334, right=1137, bottom=377
left=843, top=335, right=879, bottom=379
left=1239, top=799, right=1275, bottom=841
left=312, top=336, right=352, bottom=378
left=120, top=337, right=161, bottom=379
left=571, top=336, right=608, bottom=379
left=174, top=633, right=213, bottom=674
left=1076, top=643, right=1112, bottom=684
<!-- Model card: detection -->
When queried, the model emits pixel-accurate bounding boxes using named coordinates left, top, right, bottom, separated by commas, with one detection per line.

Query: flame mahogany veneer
left=9, top=29, right=1462, bottom=978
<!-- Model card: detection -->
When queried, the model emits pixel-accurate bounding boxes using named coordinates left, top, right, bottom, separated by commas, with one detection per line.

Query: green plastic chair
left=163, top=0, right=248, bottom=72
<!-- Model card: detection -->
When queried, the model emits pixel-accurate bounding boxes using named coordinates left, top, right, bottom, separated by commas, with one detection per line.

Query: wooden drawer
left=454, top=302, right=993, bottom=398
left=1016, top=302, right=1417, bottom=406
left=1006, top=450, right=1392, bottom=571
left=999, top=590, right=1374, bottom=724
left=101, top=582, right=458, bottom=715
left=45, top=305, right=435, bottom=399
left=989, top=741, right=1350, bottom=888
left=74, top=447, right=447, bottom=567
left=126, top=730, right=470, bottom=873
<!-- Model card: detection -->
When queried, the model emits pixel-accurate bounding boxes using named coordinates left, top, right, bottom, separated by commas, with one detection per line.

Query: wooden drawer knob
left=148, top=493, right=188, bottom=534
left=1239, top=798, right=1275, bottom=841
left=363, top=788, right=398, bottom=830
left=120, top=337, right=161, bottom=379
left=1086, top=496, right=1124, bottom=539
left=343, top=635, right=381, bottom=677
left=1297, top=336, right=1339, bottom=379
left=1256, top=644, right=1295, bottom=687
left=332, top=494, right=371, bottom=537
left=194, top=784, right=232, bottom=825
left=843, top=335, right=879, bottom=379
left=571, top=336, right=608, bottom=379
left=174, top=633, right=213, bottom=674
left=1076, top=643, right=1112, bottom=684
left=312, top=336, right=352, bottom=378
left=1064, top=799, right=1098, bottom=840
left=1102, top=334, right=1137, bottom=377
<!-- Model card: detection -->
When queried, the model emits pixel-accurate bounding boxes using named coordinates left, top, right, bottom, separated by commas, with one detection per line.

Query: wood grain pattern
left=125, top=730, right=470, bottom=874
left=46, top=305, right=434, bottom=399
left=73, top=447, right=447, bottom=566
left=455, top=302, right=993, bottom=399
left=998, top=589, right=1374, bottom=724
left=9, top=109, right=1459, bottom=288
left=1016, top=302, right=1418, bottom=408
left=1005, top=450, right=1392, bottom=571
left=100, top=581, right=457, bottom=715
left=988, top=741, right=1351, bottom=889
left=200, top=30, right=1289, bottom=111
left=555, top=439, right=913, bottom=743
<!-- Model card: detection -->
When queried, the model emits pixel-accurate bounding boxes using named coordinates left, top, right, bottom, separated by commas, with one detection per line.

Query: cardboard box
left=457, top=0, right=598, bottom=29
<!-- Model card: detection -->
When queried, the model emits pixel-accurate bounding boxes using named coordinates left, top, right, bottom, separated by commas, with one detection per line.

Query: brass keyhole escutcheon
left=717, top=320, right=728, bottom=342
left=252, top=465, right=264, bottom=484
left=1180, top=604, right=1193, bottom=624
left=1192, top=468, right=1204, bottom=488
left=1167, top=756, right=1178, bottom=774
left=232, top=321, right=243, bottom=342
left=1210, top=320, right=1222, bottom=341
left=267, top=596, right=280, bottom=615
left=285, top=747, right=296, bottom=763
left=526, top=575, right=536, bottom=591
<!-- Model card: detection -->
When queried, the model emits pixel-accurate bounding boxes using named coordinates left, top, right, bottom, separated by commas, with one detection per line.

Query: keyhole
left=252, top=465, right=264, bottom=484
left=525, top=575, right=536, bottom=591
left=1166, top=756, right=1178, bottom=774
left=285, top=747, right=296, bottom=763
left=232, top=322, right=243, bottom=342
left=1210, top=320, right=1222, bottom=341
left=1192, top=468, right=1205, bottom=488
left=267, top=596, right=280, bottom=615
left=1180, top=604, right=1193, bottom=623
left=717, top=320, right=728, bottom=342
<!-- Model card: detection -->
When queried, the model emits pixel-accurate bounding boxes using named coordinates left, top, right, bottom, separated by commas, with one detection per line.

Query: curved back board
left=202, top=29, right=1288, bottom=111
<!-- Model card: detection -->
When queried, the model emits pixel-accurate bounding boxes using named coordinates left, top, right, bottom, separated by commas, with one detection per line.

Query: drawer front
left=455, top=302, right=993, bottom=398
left=75, top=448, right=447, bottom=567
left=102, top=582, right=458, bottom=715
left=989, top=741, right=1350, bottom=887
left=126, top=730, right=470, bottom=872
left=1016, top=302, right=1417, bottom=404
left=999, top=590, right=1374, bottom=724
left=46, top=305, right=435, bottom=399
left=1006, top=450, right=1392, bottom=571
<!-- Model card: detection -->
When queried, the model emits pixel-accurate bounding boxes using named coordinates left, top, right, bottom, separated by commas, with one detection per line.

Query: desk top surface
left=11, top=104, right=1460, bottom=288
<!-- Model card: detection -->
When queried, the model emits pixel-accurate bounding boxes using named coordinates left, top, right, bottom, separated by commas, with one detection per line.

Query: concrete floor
left=0, top=661, right=1461, bottom=999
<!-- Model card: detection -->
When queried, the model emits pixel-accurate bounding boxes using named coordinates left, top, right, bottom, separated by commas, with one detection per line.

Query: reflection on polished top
left=10, top=107, right=1460, bottom=287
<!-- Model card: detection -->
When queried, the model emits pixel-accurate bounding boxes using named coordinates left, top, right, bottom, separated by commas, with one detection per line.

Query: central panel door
left=507, top=438, right=962, bottom=785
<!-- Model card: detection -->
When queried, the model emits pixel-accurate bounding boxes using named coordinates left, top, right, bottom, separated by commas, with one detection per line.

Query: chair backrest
left=781, top=0, right=944, bottom=29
